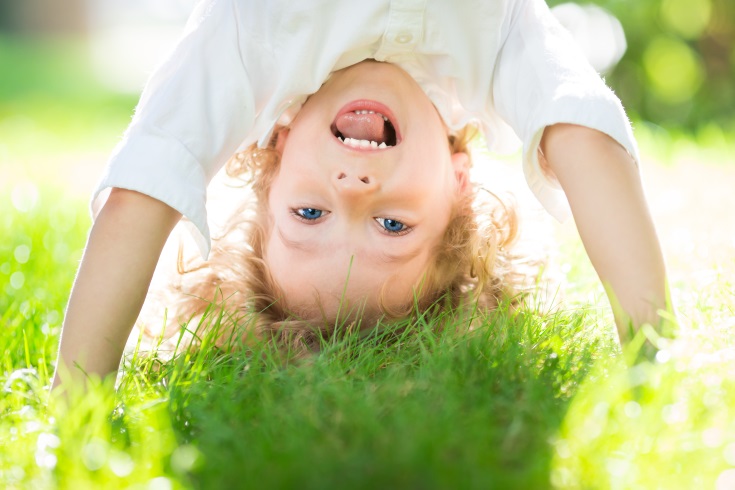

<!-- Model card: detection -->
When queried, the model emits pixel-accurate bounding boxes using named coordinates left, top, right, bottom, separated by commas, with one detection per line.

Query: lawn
left=2, top=35, right=735, bottom=490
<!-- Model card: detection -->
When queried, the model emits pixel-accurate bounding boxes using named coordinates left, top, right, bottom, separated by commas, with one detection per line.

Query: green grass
left=0, top=187, right=612, bottom=489
left=0, top=34, right=138, bottom=157
left=2, top=186, right=735, bottom=489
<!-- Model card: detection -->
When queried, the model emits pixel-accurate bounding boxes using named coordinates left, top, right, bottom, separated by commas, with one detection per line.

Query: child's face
left=265, top=61, right=468, bottom=322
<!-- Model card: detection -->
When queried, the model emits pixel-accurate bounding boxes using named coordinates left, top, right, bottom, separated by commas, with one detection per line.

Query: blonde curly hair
left=161, top=125, right=521, bottom=354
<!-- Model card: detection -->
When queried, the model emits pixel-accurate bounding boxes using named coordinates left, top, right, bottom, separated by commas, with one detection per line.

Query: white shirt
left=94, top=0, right=639, bottom=258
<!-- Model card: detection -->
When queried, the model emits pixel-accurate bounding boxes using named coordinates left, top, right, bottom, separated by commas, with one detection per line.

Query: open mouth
left=330, top=100, right=400, bottom=150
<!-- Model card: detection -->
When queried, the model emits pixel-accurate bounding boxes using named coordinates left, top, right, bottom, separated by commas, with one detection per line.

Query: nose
left=333, top=171, right=379, bottom=196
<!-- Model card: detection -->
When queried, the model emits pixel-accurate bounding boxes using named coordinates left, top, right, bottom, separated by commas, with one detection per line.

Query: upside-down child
left=53, top=0, right=668, bottom=386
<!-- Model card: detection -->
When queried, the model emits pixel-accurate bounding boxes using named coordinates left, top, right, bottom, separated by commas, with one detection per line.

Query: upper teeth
left=338, top=137, right=389, bottom=149
left=354, top=110, right=389, bottom=122
left=335, top=110, right=393, bottom=149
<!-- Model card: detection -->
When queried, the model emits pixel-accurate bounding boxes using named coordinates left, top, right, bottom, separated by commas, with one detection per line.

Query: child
left=159, top=64, right=522, bottom=353
left=53, top=0, right=668, bottom=386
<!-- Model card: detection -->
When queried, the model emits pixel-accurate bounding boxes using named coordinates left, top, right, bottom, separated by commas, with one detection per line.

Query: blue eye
left=296, top=208, right=323, bottom=220
left=376, top=217, right=408, bottom=234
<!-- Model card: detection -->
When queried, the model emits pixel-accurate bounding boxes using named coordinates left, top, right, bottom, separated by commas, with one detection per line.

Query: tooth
left=368, top=110, right=375, bottom=114
left=383, top=116, right=388, bottom=121
left=378, top=142, right=387, bottom=149
left=359, top=139, right=370, bottom=148
left=370, top=141, right=378, bottom=149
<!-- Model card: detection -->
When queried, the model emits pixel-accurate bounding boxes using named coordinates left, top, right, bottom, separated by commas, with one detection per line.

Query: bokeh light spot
left=148, top=476, right=173, bottom=490
left=11, top=182, right=39, bottom=213
left=656, top=349, right=671, bottom=363
left=109, top=450, right=135, bottom=477
left=7, top=465, right=25, bottom=483
left=660, top=0, right=712, bottom=39
left=53, top=243, right=70, bottom=264
left=624, top=401, right=642, bottom=418
left=717, top=469, right=735, bottom=490
left=34, top=433, right=60, bottom=470
left=662, top=402, right=689, bottom=425
left=10, top=271, right=25, bottom=290
left=45, top=310, right=61, bottom=326
left=14, top=245, right=31, bottom=264
left=643, top=37, right=704, bottom=104
left=702, top=427, right=724, bottom=448
left=81, top=439, right=108, bottom=471
left=723, top=443, right=735, bottom=466
left=171, top=444, right=201, bottom=473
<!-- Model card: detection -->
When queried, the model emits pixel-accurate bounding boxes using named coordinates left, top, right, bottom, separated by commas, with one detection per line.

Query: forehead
left=265, top=227, right=436, bottom=321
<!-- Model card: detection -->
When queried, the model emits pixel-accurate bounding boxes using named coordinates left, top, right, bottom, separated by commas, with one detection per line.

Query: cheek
left=265, top=170, right=294, bottom=214
left=408, top=167, right=458, bottom=215
left=263, top=236, right=317, bottom=309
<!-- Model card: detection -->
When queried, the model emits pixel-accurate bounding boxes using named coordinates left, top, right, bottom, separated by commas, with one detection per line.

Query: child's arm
left=540, top=123, right=669, bottom=341
left=52, top=188, right=180, bottom=388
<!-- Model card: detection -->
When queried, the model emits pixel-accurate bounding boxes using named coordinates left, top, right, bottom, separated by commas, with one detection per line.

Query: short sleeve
left=492, top=0, right=639, bottom=221
left=92, top=0, right=256, bottom=258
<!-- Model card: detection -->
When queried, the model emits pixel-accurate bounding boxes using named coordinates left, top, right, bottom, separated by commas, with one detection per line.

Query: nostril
left=337, top=173, right=347, bottom=180
left=360, top=177, right=370, bottom=184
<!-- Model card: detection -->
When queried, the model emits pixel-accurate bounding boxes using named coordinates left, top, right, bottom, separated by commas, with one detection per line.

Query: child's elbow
left=101, top=188, right=180, bottom=224
left=540, top=124, right=630, bottom=174
left=541, top=123, right=608, bottom=152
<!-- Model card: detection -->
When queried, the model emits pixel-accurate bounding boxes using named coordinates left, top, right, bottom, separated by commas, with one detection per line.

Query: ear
left=275, top=127, right=290, bottom=155
left=451, top=151, right=471, bottom=195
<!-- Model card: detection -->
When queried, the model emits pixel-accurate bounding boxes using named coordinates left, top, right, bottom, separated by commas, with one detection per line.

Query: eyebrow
left=277, top=226, right=318, bottom=253
left=277, top=227, right=424, bottom=264
left=376, top=245, right=423, bottom=264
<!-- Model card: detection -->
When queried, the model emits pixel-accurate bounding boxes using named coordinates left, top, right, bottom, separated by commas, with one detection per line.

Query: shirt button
left=394, top=33, right=413, bottom=44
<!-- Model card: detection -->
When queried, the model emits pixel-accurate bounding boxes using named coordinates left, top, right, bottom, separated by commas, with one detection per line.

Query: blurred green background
left=549, top=0, right=735, bottom=135
left=550, top=0, right=735, bottom=144
left=0, top=0, right=189, bottom=161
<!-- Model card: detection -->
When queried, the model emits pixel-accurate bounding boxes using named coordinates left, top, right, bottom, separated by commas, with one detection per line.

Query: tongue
left=335, top=112, right=387, bottom=143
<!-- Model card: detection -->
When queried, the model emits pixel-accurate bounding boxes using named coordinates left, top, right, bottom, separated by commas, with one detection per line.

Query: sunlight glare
left=34, top=433, right=60, bottom=470
left=716, top=469, right=735, bottom=490
left=702, top=428, right=725, bottom=448
left=11, top=181, right=39, bottom=213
